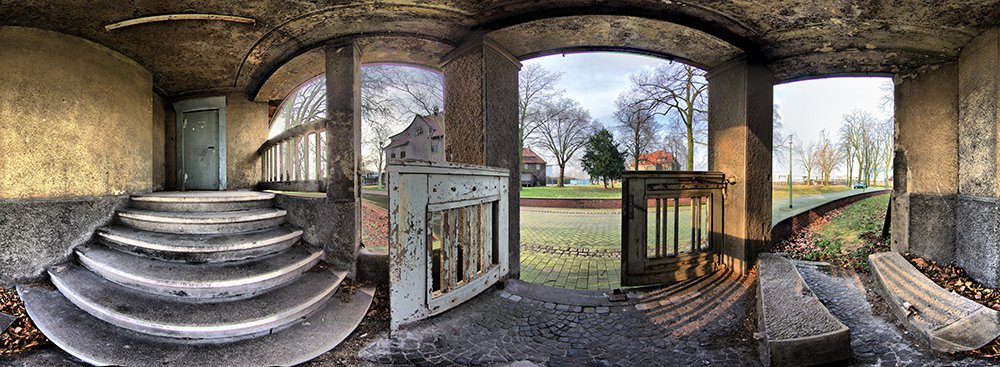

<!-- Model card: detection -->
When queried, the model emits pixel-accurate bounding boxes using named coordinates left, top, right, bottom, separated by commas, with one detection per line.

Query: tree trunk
left=557, top=163, right=566, bottom=187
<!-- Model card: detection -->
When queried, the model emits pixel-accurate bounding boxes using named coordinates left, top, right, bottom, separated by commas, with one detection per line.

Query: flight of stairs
left=18, top=191, right=373, bottom=366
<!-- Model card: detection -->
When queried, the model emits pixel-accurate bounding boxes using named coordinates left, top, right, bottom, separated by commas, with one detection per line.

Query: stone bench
left=869, top=252, right=1000, bottom=352
left=757, top=253, right=850, bottom=367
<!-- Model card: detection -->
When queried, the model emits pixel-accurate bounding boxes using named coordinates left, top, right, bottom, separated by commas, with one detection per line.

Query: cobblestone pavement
left=357, top=269, right=759, bottom=367
left=794, top=262, right=999, bottom=366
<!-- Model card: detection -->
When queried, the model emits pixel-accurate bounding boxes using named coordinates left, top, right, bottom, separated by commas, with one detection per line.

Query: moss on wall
left=0, top=26, right=154, bottom=198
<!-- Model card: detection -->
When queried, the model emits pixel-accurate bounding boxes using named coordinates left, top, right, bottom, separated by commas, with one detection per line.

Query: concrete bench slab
left=869, top=252, right=1000, bottom=352
left=757, top=253, right=850, bottom=367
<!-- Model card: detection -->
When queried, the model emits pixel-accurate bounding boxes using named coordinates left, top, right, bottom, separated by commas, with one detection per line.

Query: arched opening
left=515, top=52, right=718, bottom=290
left=769, top=76, right=895, bottom=268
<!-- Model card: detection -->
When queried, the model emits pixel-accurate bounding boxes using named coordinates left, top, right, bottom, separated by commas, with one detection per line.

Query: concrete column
left=957, top=29, right=1000, bottom=286
left=892, top=64, right=959, bottom=263
left=320, top=40, right=361, bottom=275
left=706, top=56, right=775, bottom=274
left=441, top=36, right=522, bottom=278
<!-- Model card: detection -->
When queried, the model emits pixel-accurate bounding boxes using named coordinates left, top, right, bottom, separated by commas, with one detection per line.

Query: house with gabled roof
left=521, top=148, right=547, bottom=187
left=633, top=150, right=681, bottom=171
left=384, top=112, right=445, bottom=163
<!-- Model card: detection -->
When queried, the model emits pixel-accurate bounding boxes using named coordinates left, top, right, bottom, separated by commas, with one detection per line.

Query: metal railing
left=388, top=160, right=509, bottom=330
left=257, top=119, right=327, bottom=192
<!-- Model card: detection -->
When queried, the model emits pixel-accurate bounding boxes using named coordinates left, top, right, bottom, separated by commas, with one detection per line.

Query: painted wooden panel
left=388, top=160, right=509, bottom=330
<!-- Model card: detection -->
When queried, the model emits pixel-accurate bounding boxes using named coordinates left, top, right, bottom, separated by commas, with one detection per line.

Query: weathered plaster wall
left=956, top=29, right=1000, bottom=287
left=226, top=92, right=267, bottom=190
left=892, top=63, right=959, bottom=262
left=0, top=26, right=154, bottom=199
left=152, top=93, right=167, bottom=191
left=0, top=195, right=130, bottom=286
left=707, top=56, right=775, bottom=274
left=165, top=104, right=178, bottom=191
left=443, top=39, right=522, bottom=279
left=273, top=194, right=357, bottom=277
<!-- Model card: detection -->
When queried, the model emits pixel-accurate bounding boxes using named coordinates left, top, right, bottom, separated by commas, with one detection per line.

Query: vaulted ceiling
left=4, top=0, right=997, bottom=99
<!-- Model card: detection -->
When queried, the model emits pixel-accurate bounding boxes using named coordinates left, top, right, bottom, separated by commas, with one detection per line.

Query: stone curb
left=869, top=252, right=1000, bottom=352
left=757, top=253, right=850, bottom=367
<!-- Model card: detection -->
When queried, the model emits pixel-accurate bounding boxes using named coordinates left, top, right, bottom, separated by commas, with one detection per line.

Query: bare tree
left=363, top=121, right=397, bottom=188
left=662, top=120, right=689, bottom=170
left=877, top=117, right=894, bottom=187
left=795, top=140, right=819, bottom=186
left=815, top=130, right=841, bottom=186
left=614, top=91, right=659, bottom=170
left=533, top=98, right=597, bottom=187
left=772, top=104, right=788, bottom=167
left=518, top=63, right=565, bottom=167
left=365, top=65, right=443, bottom=116
left=359, top=65, right=443, bottom=185
left=629, top=63, right=708, bottom=170
left=839, top=109, right=884, bottom=187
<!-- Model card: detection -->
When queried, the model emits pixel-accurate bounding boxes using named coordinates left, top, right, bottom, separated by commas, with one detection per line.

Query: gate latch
left=723, top=175, right=738, bottom=201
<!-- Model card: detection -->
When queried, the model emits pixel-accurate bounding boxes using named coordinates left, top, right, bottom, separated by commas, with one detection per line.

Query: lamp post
left=788, top=135, right=793, bottom=209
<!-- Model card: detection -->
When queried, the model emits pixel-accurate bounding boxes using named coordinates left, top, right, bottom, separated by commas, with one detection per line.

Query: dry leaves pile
left=361, top=202, right=389, bottom=248
left=904, top=254, right=1000, bottom=357
left=774, top=214, right=835, bottom=255
left=0, top=287, right=48, bottom=355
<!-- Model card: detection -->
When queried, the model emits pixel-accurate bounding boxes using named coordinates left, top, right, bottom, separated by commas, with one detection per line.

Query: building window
left=430, top=143, right=436, bottom=152
left=523, top=163, right=529, bottom=170
left=390, top=153, right=396, bottom=159
left=416, top=127, right=424, bottom=135
left=401, top=151, right=406, bottom=158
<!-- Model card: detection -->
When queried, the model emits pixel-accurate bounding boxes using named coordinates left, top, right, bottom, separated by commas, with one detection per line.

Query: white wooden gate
left=388, top=161, right=509, bottom=330
left=622, top=171, right=725, bottom=286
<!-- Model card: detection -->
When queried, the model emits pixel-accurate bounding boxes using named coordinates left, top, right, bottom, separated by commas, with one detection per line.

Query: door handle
left=208, top=146, right=216, bottom=150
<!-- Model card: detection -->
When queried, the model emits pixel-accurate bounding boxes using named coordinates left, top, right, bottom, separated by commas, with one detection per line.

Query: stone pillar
left=441, top=36, right=522, bottom=278
left=957, top=29, right=1000, bottom=286
left=321, top=40, right=361, bottom=275
left=706, top=56, right=775, bottom=274
left=892, top=64, right=959, bottom=263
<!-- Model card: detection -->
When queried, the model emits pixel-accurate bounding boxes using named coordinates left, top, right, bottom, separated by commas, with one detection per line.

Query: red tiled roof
left=636, top=150, right=675, bottom=165
left=522, top=148, right=546, bottom=164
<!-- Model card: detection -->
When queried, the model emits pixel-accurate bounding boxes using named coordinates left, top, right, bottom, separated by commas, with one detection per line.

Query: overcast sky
left=525, top=52, right=893, bottom=179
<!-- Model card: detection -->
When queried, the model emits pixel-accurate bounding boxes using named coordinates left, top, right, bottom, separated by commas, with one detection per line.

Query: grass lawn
left=520, top=184, right=861, bottom=199
left=519, top=185, right=622, bottom=198
left=774, top=193, right=891, bottom=272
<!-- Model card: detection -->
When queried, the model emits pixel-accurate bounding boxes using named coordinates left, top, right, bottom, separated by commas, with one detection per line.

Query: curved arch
left=469, top=1, right=764, bottom=59
left=254, top=34, right=453, bottom=102
left=236, top=4, right=467, bottom=97
left=486, top=15, right=743, bottom=70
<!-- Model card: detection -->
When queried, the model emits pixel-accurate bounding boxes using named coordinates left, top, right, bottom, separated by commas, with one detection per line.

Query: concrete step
left=97, top=225, right=301, bottom=263
left=131, top=191, right=275, bottom=212
left=869, top=252, right=1000, bottom=352
left=76, top=243, right=322, bottom=300
left=18, top=280, right=373, bottom=367
left=117, top=208, right=286, bottom=234
left=49, top=262, right=343, bottom=340
left=756, top=253, right=850, bottom=367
